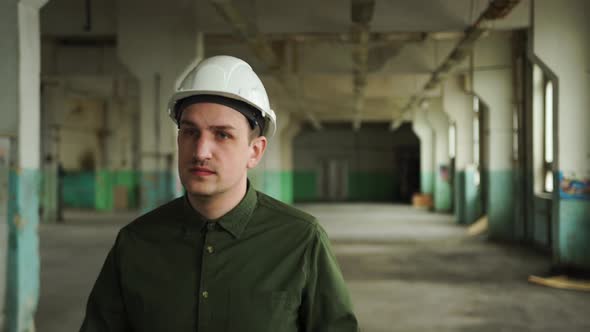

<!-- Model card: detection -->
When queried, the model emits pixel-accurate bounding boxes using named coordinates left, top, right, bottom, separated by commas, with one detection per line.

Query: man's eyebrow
left=178, top=120, right=237, bottom=131
left=209, top=125, right=236, bottom=131
left=179, top=120, right=197, bottom=127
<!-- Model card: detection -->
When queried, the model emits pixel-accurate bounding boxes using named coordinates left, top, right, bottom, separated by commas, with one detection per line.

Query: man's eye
left=180, top=128, right=198, bottom=138
left=216, top=131, right=231, bottom=139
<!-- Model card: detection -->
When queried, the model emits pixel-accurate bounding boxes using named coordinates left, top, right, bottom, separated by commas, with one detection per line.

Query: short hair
left=174, top=94, right=265, bottom=137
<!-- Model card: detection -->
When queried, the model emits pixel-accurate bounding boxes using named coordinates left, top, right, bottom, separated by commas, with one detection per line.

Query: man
left=80, top=55, right=359, bottom=332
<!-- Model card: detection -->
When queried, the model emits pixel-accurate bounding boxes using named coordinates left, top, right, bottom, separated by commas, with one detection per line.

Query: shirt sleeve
left=300, top=223, right=359, bottom=332
left=79, top=231, right=130, bottom=332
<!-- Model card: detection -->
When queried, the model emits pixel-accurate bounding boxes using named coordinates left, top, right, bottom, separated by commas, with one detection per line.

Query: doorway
left=320, top=159, right=349, bottom=201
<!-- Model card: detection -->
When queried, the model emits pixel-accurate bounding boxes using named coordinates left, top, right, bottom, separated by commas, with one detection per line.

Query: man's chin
left=185, top=186, right=215, bottom=197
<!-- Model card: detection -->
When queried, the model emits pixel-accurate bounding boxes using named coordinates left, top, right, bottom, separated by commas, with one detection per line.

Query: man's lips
left=188, top=167, right=216, bottom=176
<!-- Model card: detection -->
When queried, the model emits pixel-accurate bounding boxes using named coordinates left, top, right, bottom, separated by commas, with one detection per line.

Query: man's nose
left=194, top=135, right=213, bottom=160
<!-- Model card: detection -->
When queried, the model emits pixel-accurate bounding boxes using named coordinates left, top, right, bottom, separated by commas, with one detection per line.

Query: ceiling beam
left=350, top=0, right=375, bottom=131
left=209, top=0, right=322, bottom=130
left=204, top=31, right=459, bottom=45
left=390, top=0, right=521, bottom=130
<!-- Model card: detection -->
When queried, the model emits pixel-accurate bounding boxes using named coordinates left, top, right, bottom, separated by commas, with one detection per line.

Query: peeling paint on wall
left=6, top=168, right=40, bottom=332
left=559, top=171, right=590, bottom=200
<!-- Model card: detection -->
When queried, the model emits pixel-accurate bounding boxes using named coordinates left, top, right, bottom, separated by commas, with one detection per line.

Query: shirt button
left=206, top=223, right=216, bottom=231
left=206, top=245, right=215, bottom=254
left=202, top=291, right=209, bottom=299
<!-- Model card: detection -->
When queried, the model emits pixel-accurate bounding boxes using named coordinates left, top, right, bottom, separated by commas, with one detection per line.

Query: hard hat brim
left=168, top=90, right=276, bottom=137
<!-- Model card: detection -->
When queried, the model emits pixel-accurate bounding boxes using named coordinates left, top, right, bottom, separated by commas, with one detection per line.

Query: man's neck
left=187, top=179, right=247, bottom=220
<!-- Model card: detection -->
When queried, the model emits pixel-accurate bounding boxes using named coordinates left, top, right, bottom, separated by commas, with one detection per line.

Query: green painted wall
left=250, top=170, right=294, bottom=204
left=95, top=170, right=140, bottom=211
left=6, top=169, right=40, bottom=332
left=40, top=168, right=58, bottom=222
left=512, top=171, right=525, bottom=241
left=140, top=171, right=175, bottom=213
left=292, top=171, right=401, bottom=202
left=95, top=170, right=113, bottom=211
left=420, top=171, right=434, bottom=194
left=464, top=168, right=482, bottom=225
left=293, top=171, right=317, bottom=202
left=348, top=172, right=398, bottom=201
left=434, top=167, right=452, bottom=212
left=533, top=196, right=552, bottom=248
left=454, top=171, right=466, bottom=224
left=487, top=170, right=515, bottom=241
left=557, top=199, right=590, bottom=268
left=62, top=171, right=141, bottom=211
left=62, top=172, right=95, bottom=209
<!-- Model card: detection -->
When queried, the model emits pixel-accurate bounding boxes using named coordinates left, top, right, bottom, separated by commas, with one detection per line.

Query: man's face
left=177, top=102, right=267, bottom=199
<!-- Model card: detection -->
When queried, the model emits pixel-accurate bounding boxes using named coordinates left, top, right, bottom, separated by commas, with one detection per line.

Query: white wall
left=443, top=76, right=473, bottom=169
left=19, top=1, right=44, bottom=169
left=0, top=1, right=19, bottom=136
left=473, top=32, right=513, bottom=172
left=533, top=0, right=590, bottom=178
left=117, top=0, right=197, bottom=173
left=41, top=0, right=116, bottom=36
left=426, top=99, right=450, bottom=170
left=412, top=107, right=434, bottom=180
left=39, top=35, right=139, bottom=171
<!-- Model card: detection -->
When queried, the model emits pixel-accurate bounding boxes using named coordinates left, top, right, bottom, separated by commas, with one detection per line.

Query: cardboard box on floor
left=412, top=193, right=433, bottom=209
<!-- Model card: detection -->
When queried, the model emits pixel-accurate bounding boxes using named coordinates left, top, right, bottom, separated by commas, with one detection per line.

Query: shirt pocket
left=227, top=290, right=299, bottom=332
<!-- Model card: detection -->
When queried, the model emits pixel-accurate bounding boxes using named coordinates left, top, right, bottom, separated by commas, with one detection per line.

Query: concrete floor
left=36, top=204, right=590, bottom=331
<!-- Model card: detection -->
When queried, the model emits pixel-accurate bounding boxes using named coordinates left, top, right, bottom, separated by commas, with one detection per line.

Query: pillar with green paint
left=427, top=101, right=452, bottom=213
left=412, top=108, right=435, bottom=197
left=117, top=2, right=201, bottom=213
left=533, top=0, right=590, bottom=269
left=443, top=77, right=478, bottom=224
left=251, top=111, right=297, bottom=204
left=473, top=32, right=515, bottom=241
left=0, top=1, right=48, bottom=330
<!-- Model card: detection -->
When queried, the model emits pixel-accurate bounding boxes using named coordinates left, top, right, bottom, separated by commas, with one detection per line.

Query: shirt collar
left=182, top=181, right=258, bottom=239
left=182, top=195, right=206, bottom=231
left=215, top=182, right=257, bottom=238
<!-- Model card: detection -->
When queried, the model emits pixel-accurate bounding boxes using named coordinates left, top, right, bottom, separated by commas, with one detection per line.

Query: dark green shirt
left=80, top=184, right=358, bottom=332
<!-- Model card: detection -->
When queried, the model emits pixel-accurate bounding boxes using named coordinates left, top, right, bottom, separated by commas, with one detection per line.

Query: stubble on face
left=177, top=103, right=253, bottom=202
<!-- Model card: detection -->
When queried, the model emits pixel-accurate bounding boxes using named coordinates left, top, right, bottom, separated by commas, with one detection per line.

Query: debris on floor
left=467, top=215, right=488, bottom=236
left=528, top=275, right=590, bottom=292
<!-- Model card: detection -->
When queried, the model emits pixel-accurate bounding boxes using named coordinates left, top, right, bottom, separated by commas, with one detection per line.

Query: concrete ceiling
left=195, top=0, right=529, bottom=33
left=41, top=0, right=531, bottom=127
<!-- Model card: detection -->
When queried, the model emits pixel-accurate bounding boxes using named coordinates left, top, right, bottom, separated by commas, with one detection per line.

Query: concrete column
left=443, top=76, right=481, bottom=224
left=0, top=0, right=48, bottom=330
left=40, top=80, right=59, bottom=222
left=473, top=33, right=515, bottom=240
left=250, top=109, right=295, bottom=203
left=277, top=118, right=302, bottom=204
left=412, top=108, right=435, bottom=196
left=95, top=98, right=114, bottom=211
left=117, top=0, right=198, bottom=211
left=426, top=100, right=452, bottom=212
left=532, top=0, right=590, bottom=268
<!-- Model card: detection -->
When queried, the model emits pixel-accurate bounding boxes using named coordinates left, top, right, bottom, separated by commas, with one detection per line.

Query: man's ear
left=246, top=136, right=267, bottom=169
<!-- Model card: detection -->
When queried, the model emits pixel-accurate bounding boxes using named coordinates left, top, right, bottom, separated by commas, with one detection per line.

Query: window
left=473, top=96, right=480, bottom=186
left=543, top=81, right=554, bottom=192
left=532, top=64, right=555, bottom=194
left=512, top=105, right=519, bottom=161
left=449, top=123, right=456, bottom=159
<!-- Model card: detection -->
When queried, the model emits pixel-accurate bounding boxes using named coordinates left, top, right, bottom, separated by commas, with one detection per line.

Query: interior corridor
left=36, top=205, right=590, bottom=332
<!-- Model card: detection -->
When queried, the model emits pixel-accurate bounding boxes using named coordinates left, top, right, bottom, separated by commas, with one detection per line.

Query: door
left=396, top=147, right=420, bottom=203
left=320, top=159, right=348, bottom=201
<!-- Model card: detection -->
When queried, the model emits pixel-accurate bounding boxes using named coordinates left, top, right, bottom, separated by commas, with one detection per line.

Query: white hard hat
left=168, top=55, right=277, bottom=138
